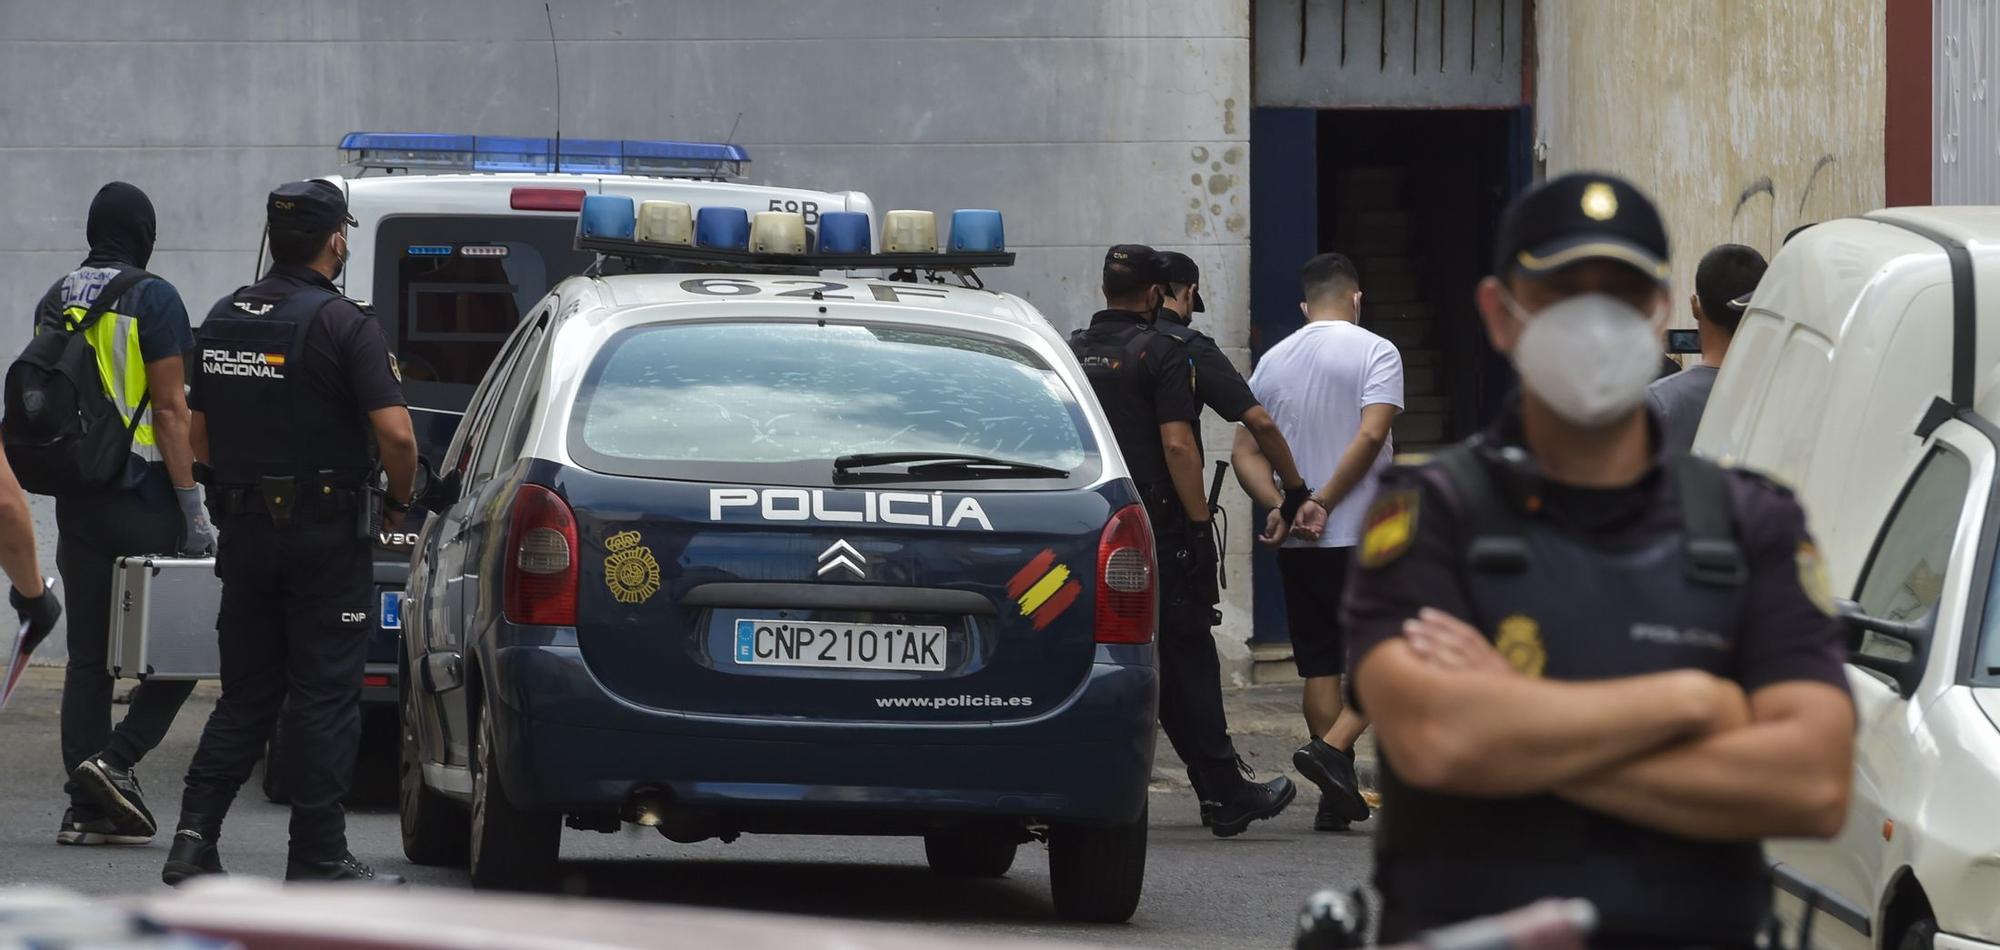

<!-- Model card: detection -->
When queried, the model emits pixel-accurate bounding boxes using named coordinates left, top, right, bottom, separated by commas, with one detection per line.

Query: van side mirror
left=1836, top=599, right=1932, bottom=696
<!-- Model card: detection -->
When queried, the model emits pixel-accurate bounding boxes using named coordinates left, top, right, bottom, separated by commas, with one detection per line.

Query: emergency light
left=696, top=208, right=752, bottom=250
left=339, top=132, right=752, bottom=180
left=750, top=212, right=808, bottom=255
left=881, top=211, right=939, bottom=254
left=578, top=195, right=636, bottom=240
left=949, top=210, right=1005, bottom=252
left=817, top=212, right=872, bottom=254
left=636, top=200, right=694, bottom=246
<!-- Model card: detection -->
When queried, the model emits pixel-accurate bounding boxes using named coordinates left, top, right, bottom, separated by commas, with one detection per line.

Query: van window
left=1855, top=448, right=1971, bottom=631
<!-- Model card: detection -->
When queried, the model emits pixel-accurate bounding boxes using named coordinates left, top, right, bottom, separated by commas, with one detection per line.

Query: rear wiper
left=833, top=451, right=1069, bottom=482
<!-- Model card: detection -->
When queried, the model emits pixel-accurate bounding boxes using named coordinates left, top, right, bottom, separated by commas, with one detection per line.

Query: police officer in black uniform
left=163, top=180, right=417, bottom=885
left=1070, top=245, right=1294, bottom=838
left=1344, top=175, right=1855, bottom=945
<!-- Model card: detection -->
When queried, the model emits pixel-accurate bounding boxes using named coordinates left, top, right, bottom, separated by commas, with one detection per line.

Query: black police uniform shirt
left=188, top=264, right=406, bottom=474
left=1073, top=309, right=1200, bottom=486
left=1154, top=310, right=1260, bottom=433
left=1341, top=398, right=1848, bottom=936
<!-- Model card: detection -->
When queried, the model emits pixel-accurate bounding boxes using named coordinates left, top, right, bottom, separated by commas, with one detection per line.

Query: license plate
left=733, top=619, right=947, bottom=671
left=381, top=591, right=403, bottom=630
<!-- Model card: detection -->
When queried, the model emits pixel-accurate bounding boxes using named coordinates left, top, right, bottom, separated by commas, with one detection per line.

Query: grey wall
left=2, top=0, right=1259, bottom=670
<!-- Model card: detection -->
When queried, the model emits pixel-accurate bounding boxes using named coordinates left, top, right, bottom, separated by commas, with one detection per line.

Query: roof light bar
left=340, top=132, right=752, bottom=181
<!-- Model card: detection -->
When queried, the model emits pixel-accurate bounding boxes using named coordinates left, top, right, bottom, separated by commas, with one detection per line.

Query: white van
left=1694, top=208, right=2000, bottom=950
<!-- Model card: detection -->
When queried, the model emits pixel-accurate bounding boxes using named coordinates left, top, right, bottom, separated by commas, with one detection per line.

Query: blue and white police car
left=270, top=133, right=873, bottom=797
left=395, top=200, right=1162, bottom=922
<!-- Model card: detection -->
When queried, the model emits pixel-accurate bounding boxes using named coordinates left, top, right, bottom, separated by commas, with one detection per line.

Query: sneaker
left=57, top=806, right=150, bottom=846
left=1209, top=774, right=1296, bottom=838
left=1294, top=738, right=1370, bottom=824
left=73, top=756, right=157, bottom=838
left=1313, top=795, right=1352, bottom=832
left=162, top=827, right=227, bottom=885
left=285, top=852, right=405, bottom=885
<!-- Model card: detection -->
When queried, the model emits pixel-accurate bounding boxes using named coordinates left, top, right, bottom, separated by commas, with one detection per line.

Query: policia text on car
left=163, top=179, right=419, bottom=886
left=1069, top=245, right=1295, bottom=837
left=1343, top=174, right=1856, bottom=946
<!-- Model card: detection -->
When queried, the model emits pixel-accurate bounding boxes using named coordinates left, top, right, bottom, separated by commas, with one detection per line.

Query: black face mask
left=84, top=181, right=157, bottom=269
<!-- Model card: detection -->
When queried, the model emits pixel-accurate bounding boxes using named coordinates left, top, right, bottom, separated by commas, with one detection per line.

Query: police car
left=1695, top=209, right=2000, bottom=950
left=395, top=200, right=1160, bottom=921
left=269, top=133, right=873, bottom=796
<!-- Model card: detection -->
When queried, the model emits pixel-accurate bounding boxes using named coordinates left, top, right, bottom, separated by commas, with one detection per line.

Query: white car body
left=1695, top=208, right=2000, bottom=950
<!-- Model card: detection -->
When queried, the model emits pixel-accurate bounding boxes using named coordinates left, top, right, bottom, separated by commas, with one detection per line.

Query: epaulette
left=1151, top=320, right=1197, bottom=343
left=1711, top=457, right=1796, bottom=497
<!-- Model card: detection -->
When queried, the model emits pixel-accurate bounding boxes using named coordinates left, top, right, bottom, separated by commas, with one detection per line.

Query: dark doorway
left=1247, top=107, right=1526, bottom=645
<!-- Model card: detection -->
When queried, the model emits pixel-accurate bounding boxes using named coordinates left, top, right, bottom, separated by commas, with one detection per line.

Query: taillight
left=510, top=187, right=586, bottom=212
left=504, top=484, right=578, bottom=626
left=1095, top=504, right=1156, bottom=644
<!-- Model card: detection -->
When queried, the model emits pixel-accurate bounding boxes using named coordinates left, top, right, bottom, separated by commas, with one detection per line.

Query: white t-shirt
left=1247, top=319, right=1405, bottom=548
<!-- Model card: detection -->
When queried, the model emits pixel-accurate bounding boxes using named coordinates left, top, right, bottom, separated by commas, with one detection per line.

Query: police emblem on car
left=603, top=529, right=661, bottom=604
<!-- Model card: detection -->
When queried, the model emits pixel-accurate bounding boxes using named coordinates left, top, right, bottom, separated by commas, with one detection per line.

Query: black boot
left=1209, top=773, right=1296, bottom=838
left=1293, top=738, right=1370, bottom=823
left=161, top=816, right=226, bottom=886
left=285, top=852, right=405, bottom=885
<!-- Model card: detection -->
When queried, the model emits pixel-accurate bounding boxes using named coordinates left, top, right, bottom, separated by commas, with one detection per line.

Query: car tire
left=468, top=694, right=559, bottom=891
left=398, top=669, right=469, bottom=866
left=1047, top=805, right=1147, bottom=923
left=1897, top=917, right=1939, bottom=950
left=923, top=829, right=1019, bottom=878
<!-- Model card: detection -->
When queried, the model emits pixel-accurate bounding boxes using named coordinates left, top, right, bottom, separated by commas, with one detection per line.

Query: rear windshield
left=569, top=321, right=1098, bottom=488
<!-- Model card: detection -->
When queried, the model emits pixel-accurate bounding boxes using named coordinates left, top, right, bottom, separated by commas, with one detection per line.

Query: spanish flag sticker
left=1008, top=548, right=1082, bottom=631
left=1359, top=489, right=1420, bottom=569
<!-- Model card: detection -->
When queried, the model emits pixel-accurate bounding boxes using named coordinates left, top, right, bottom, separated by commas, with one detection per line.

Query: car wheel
left=398, top=670, right=469, bottom=866
left=468, top=693, right=559, bottom=890
left=260, top=717, right=289, bottom=805
left=1047, top=804, right=1147, bottom=923
left=923, top=829, right=1019, bottom=878
left=1897, top=917, right=1939, bottom=950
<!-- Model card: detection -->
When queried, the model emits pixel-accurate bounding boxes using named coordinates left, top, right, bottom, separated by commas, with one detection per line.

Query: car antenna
left=544, top=2, right=562, bottom=174
left=724, top=111, right=744, bottom=148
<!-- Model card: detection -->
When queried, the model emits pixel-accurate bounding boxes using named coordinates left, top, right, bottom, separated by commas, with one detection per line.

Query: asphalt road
left=0, top=670, right=1372, bottom=949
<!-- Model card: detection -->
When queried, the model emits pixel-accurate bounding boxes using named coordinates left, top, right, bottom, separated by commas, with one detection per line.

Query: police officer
left=1153, top=251, right=1313, bottom=533
left=163, top=180, right=417, bottom=885
left=1070, top=245, right=1294, bottom=837
left=1344, top=174, right=1855, bottom=945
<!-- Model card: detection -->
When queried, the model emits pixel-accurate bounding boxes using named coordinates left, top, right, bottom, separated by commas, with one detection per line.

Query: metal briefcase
left=108, top=556, right=222, bottom=681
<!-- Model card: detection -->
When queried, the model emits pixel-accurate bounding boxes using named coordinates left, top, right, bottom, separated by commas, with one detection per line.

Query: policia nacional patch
left=604, top=530, right=662, bottom=605
left=1360, top=489, right=1420, bottom=568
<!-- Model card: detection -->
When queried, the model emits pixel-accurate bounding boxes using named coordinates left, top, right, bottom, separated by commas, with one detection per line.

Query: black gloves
left=11, top=581, right=62, bottom=657
left=1279, top=484, right=1313, bottom=525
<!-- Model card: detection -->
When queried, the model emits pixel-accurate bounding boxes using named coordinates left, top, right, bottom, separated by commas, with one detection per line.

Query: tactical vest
left=196, top=283, right=372, bottom=488
left=1377, top=440, right=1768, bottom=943
left=55, top=267, right=159, bottom=462
left=1069, top=322, right=1177, bottom=489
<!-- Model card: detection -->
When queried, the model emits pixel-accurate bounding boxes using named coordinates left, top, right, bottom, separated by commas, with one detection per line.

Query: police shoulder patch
left=1795, top=541, right=1836, bottom=616
left=1359, top=488, right=1420, bottom=569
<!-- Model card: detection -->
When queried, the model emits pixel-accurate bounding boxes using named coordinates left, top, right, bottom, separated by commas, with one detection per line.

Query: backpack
left=3, top=268, right=156, bottom=495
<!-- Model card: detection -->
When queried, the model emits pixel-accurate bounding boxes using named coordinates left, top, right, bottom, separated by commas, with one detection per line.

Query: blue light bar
left=405, top=244, right=455, bottom=256
left=340, top=132, right=751, bottom=180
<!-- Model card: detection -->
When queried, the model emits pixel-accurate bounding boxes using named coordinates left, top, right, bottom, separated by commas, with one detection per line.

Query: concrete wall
left=1534, top=0, right=1887, bottom=308
left=0, top=0, right=1260, bottom=673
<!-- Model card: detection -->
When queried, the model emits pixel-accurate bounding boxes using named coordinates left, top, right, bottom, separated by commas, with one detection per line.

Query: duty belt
left=218, top=480, right=359, bottom=525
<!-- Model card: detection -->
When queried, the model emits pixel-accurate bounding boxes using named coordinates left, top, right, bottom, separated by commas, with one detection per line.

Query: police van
left=1694, top=209, right=2000, bottom=950
left=394, top=198, right=1161, bottom=920
left=273, top=132, right=873, bottom=797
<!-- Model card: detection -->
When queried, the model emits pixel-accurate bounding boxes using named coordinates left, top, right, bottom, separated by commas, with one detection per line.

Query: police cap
left=1155, top=251, right=1206, bottom=313
left=267, top=179, right=357, bottom=232
left=1104, top=244, right=1166, bottom=284
left=1493, top=172, right=1668, bottom=285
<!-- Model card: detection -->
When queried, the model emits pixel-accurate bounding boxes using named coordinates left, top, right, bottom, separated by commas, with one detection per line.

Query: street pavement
left=0, top=669, right=1374, bottom=949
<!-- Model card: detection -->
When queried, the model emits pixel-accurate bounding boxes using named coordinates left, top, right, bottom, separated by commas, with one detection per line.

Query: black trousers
left=179, top=513, right=371, bottom=861
left=55, top=485, right=196, bottom=808
left=1151, top=511, right=1242, bottom=798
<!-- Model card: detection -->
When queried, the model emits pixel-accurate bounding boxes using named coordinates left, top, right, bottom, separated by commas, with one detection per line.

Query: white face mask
left=1506, top=292, right=1666, bottom=428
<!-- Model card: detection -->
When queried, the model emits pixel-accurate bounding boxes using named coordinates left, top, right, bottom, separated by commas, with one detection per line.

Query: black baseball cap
left=267, top=179, right=357, bottom=232
left=1104, top=244, right=1165, bottom=283
left=1156, top=251, right=1206, bottom=312
left=1492, top=172, right=1669, bottom=284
